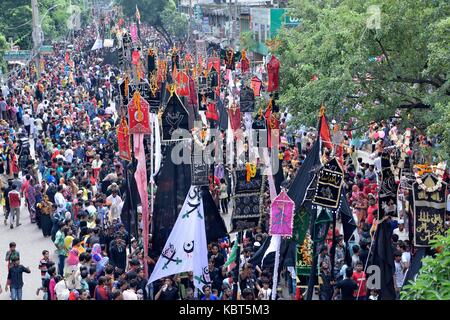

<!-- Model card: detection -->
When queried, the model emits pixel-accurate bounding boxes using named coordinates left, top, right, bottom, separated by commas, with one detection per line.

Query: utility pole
left=31, top=0, right=43, bottom=79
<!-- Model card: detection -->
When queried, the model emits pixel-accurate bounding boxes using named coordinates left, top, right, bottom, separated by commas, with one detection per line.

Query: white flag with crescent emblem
left=149, top=186, right=210, bottom=292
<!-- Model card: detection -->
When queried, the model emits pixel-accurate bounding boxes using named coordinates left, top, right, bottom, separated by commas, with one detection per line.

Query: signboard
left=202, top=17, right=211, bottom=33
left=412, top=174, right=447, bottom=247
left=39, top=46, right=54, bottom=55
left=4, top=50, right=31, bottom=62
left=284, top=15, right=300, bottom=27
left=194, top=4, right=203, bottom=21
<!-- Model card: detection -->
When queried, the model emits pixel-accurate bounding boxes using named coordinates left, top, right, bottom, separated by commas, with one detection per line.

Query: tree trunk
left=154, top=24, right=173, bottom=47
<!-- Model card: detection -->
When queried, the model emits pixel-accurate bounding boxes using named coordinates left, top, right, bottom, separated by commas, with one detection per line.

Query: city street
left=0, top=207, right=54, bottom=300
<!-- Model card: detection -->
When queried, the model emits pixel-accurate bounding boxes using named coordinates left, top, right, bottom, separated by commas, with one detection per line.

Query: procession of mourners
left=0, top=6, right=448, bottom=302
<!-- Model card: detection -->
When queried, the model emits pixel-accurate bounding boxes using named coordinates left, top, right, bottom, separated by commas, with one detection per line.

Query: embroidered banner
left=117, top=118, right=132, bottom=161
left=162, top=93, right=190, bottom=141
left=412, top=174, right=447, bottom=247
left=312, top=158, right=344, bottom=209
left=128, top=92, right=151, bottom=134
left=240, top=86, right=255, bottom=113
left=270, top=191, right=295, bottom=236
left=379, top=152, right=399, bottom=218
left=231, top=169, right=266, bottom=232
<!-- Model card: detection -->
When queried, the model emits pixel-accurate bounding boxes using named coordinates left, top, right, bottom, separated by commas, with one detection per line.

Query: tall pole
left=31, top=0, right=42, bottom=79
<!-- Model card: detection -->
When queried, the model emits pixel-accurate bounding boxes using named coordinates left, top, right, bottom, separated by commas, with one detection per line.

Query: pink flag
left=130, top=24, right=138, bottom=43
left=269, top=190, right=295, bottom=236
left=134, top=133, right=149, bottom=278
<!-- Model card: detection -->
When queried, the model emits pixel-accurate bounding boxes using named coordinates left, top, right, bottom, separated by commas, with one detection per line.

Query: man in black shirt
left=6, top=257, right=31, bottom=300
left=333, top=267, right=358, bottom=300
left=109, top=232, right=127, bottom=271
left=155, top=277, right=179, bottom=300
left=207, top=259, right=224, bottom=295
left=208, top=243, right=225, bottom=269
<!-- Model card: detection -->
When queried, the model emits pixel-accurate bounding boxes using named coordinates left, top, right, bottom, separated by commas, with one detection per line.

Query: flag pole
left=271, top=235, right=282, bottom=300
left=306, top=208, right=318, bottom=300
left=232, top=232, right=242, bottom=300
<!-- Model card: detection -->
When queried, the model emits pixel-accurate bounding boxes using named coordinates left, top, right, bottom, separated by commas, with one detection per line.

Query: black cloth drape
left=287, top=138, right=320, bottom=207
left=201, top=186, right=228, bottom=244
left=372, top=220, right=396, bottom=300
left=152, top=145, right=192, bottom=254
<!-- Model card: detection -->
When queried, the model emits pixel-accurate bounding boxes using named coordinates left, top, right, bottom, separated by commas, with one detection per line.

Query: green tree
left=276, top=0, right=449, bottom=157
left=116, top=0, right=179, bottom=46
left=161, top=2, right=189, bottom=44
left=0, top=0, right=89, bottom=49
left=401, top=230, right=450, bottom=300
left=0, top=33, right=9, bottom=73
left=240, top=31, right=258, bottom=52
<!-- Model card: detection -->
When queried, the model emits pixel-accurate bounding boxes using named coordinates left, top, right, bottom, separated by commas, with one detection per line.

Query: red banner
left=176, top=71, right=190, bottom=97
left=128, top=92, right=151, bottom=134
left=117, top=118, right=132, bottom=161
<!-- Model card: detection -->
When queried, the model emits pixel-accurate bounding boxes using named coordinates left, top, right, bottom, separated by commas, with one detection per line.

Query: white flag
left=91, top=38, right=103, bottom=51
left=149, top=186, right=210, bottom=292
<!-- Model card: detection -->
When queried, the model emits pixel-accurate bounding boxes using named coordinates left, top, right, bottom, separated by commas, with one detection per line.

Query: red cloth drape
left=206, top=103, right=219, bottom=121
left=228, top=106, right=241, bottom=131
left=267, top=55, right=280, bottom=92
left=241, top=57, right=250, bottom=73
left=176, top=71, right=190, bottom=97
left=251, top=76, right=262, bottom=97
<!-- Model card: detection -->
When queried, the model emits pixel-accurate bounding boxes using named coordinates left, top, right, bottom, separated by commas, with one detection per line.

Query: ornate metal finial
left=319, top=104, right=326, bottom=117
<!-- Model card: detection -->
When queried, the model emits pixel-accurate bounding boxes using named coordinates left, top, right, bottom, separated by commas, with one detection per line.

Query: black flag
left=201, top=186, right=228, bottom=244
left=287, top=138, right=321, bottom=207
left=372, top=220, right=396, bottom=300
left=339, top=193, right=357, bottom=242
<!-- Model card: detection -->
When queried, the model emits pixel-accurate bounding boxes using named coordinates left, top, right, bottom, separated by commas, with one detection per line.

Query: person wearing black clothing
left=333, top=267, right=358, bottom=300
left=208, top=243, right=225, bottom=269
left=109, top=233, right=127, bottom=271
left=319, top=262, right=335, bottom=300
left=3, top=180, right=13, bottom=225
left=88, top=266, right=98, bottom=297
left=100, top=226, right=115, bottom=257
left=7, top=258, right=31, bottom=300
left=207, top=259, right=223, bottom=294
left=155, top=277, right=179, bottom=300
left=239, top=263, right=257, bottom=297
left=181, top=271, right=195, bottom=292
left=136, top=267, right=149, bottom=300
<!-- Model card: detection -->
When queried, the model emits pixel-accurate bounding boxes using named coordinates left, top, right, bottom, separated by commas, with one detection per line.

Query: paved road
left=0, top=206, right=55, bottom=300
left=0, top=136, right=54, bottom=300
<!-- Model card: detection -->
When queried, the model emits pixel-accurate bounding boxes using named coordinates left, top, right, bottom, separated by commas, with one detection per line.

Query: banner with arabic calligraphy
left=379, top=152, right=399, bottom=218
left=312, top=158, right=344, bottom=209
left=270, top=191, right=295, bottom=236
left=412, top=175, right=447, bottom=247
left=296, top=234, right=313, bottom=276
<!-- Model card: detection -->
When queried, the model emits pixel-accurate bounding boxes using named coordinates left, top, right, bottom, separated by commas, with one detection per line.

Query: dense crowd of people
left=1, top=17, right=449, bottom=301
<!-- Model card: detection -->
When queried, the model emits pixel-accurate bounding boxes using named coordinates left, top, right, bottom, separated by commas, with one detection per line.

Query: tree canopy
left=401, top=230, right=450, bottom=300
left=116, top=0, right=188, bottom=46
left=276, top=0, right=449, bottom=157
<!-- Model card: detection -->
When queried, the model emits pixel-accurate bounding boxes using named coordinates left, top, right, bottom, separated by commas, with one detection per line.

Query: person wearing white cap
left=393, top=219, right=408, bottom=241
